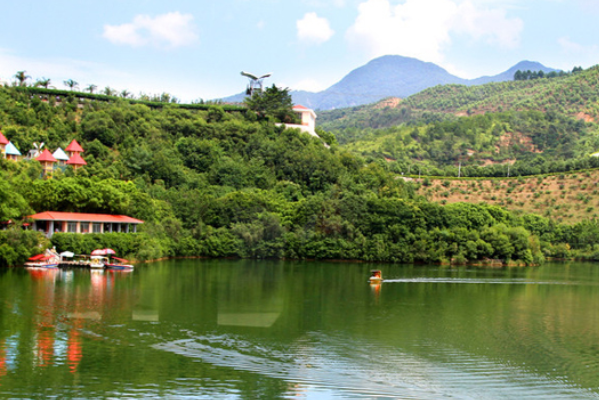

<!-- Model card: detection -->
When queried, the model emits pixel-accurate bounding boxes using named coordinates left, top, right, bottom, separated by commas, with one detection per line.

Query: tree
left=120, top=90, right=131, bottom=98
left=64, top=79, right=79, bottom=91
left=160, top=92, right=171, bottom=103
left=14, top=71, right=30, bottom=86
left=514, top=70, right=523, bottom=81
left=103, top=86, right=116, bottom=96
left=244, top=84, right=297, bottom=123
left=86, top=84, right=98, bottom=94
left=35, top=78, right=52, bottom=88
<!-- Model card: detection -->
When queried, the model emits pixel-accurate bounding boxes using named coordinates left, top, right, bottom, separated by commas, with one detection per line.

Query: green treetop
left=244, top=84, right=298, bottom=123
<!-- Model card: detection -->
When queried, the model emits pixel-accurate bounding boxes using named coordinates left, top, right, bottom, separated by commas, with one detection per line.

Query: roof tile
left=35, top=148, right=58, bottom=162
left=65, top=139, right=84, bottom=153
left=66, top=152, right=87, bottom=165
left=29, top=211, right=144, bottom=224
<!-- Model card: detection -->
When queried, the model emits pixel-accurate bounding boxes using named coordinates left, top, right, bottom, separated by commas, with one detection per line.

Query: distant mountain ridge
left=219, top=56, right=557, bottom=110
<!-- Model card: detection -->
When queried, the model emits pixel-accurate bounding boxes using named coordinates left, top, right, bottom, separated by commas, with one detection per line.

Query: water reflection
left=217, top=265, right=284, bottom=328
left=1, top=261, right=599, bottom=399
left=0, top=268, right=139, bottom=380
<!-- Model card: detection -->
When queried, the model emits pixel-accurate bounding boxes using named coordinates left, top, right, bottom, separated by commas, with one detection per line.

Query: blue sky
left=1, top=0, right=598, bottom=102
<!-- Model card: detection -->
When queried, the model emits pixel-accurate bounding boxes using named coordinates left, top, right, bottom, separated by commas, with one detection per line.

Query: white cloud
left=103, top=12, right=198, bottom=49
left=454, top=1, right=522, bottom=48
left=558, top=37, right=598, bottom=54
left=291, top=78, right=329, bottom=92
left=296, top=12, right=335, bottom=45
left=557, top=37, right=599, bottom=69
left=346, top=0, right=457, bottom=62
left=346, top=0, right=523, bottom=62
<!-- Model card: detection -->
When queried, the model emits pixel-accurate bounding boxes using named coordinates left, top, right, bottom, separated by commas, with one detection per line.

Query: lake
left=1, top=259, right=599, bottom=399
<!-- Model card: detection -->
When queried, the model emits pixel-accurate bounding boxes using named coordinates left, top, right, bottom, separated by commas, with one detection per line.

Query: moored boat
left=90, top=256, right=107, bottom=269
left=105, top=256, right=134, bottom=270
left=25, top=250, right=60, bottom=269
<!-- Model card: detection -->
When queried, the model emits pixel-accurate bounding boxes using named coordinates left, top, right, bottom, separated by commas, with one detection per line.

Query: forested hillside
left=320, top=65, right=598, bottom=131
left=318, top=66, right=599, bottom=178
left=2, top=85, right=599, bottom=267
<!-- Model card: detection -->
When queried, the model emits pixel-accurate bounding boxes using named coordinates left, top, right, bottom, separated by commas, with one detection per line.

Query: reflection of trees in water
left=2, top=261, right=599, bottom=397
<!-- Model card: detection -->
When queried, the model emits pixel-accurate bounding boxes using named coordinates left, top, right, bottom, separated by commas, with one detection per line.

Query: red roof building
left=292, top=105, right=317, bottom=130
left=35, top=149, right=58, bottom=176
left=65, top=139, right=84, bottom=154
left=0, top=131, right=8, bottom=158
left=35, top=148, right=58, bottom=162
left=29, top=211, right=144, bottom=238
left=66, top=152, right=87, bottom=170
left=65, top=139, right=86, bottom=168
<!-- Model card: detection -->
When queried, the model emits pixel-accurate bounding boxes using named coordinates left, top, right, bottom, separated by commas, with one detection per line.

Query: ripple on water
left=153, top=333, right=599, bottom=399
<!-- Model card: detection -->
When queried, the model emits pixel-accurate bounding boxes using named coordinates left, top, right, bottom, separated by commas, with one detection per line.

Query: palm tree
left=85, top=84, right=97, bottom=94
left=103, top=86, right=116, bottom=96
left=120, top=89, right=131, bottom=98
left=64, top=79, right=79, bottom=91
left=14, top=71, right=30, bottom=87
left=35, top=78, right=52, bottom=88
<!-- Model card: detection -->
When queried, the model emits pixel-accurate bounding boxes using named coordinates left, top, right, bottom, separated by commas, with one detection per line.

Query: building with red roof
left=278, top=105, right=324, bottom=143
left=29, top=211, right=144, bottom=238
left=65, top=139, right=86, bottom=170
left=65, top=139, right=84, bottom=158
left=0, top=131, right=8, bottom=158
left=66, top=152, right=87, bottom=170
left=35, top=149, right=58, bottom=176
left=292, top=105, right=317, bottom=131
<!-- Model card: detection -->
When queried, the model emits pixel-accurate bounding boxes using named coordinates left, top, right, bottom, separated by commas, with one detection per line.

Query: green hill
left=317, top=66, right=599, bottom=177
left=1, top=84, right=599, bottom=267
left=320, top=65, right=599, bottom=132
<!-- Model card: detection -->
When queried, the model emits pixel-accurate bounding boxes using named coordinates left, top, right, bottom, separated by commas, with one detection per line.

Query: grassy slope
left=417, top=170, right=599, bottom=224
left=406, top=66, right=599, bottom=117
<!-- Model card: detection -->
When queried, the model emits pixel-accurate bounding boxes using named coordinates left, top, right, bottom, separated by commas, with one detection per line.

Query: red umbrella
left=91, top=248, right=116, bottom=256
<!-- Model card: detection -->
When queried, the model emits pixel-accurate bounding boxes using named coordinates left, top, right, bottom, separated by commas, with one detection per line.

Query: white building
left=278, top=105, right=320, bottom=138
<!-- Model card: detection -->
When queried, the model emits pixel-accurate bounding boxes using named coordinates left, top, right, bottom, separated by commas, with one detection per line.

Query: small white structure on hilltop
left=293, top=105, right=317, bottom=133
left=276, top=104, right=329, bottom=147
left=281, top=105, right=319, bottom=137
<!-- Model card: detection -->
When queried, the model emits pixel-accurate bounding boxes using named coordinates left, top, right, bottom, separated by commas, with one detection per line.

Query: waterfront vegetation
left=3, top=79, right=599, bottom=267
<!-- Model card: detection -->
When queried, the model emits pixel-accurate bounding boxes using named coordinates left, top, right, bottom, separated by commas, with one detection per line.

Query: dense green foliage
left=513, top=68, right=582, bottom=81
left=14, top=86, right=246, bottom=112
left=318, top=66, right=599, bottom=178
left=333, top=111, right=599, bottom=177
left=244, top=85, right=298, bottom=123
left=1, top=85, right=599, bottom=266
left=320, top=65, right=599, bottom=129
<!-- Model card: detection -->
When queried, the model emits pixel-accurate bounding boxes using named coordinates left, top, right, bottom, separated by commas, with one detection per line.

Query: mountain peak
left=220, top=56, right=560, bottom=110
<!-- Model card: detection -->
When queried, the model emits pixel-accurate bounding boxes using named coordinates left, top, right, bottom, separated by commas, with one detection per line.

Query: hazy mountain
left=219, top=55, right=557, bottom=110
left=469, top=60, right=559, bottom=85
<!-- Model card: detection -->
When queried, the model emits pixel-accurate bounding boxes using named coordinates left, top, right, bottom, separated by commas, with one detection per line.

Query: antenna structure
left=241, top=71, right=272, bottom=96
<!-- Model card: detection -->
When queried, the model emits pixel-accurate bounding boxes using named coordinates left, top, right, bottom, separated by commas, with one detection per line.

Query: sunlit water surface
left=1, top=259, right=599, bottom=399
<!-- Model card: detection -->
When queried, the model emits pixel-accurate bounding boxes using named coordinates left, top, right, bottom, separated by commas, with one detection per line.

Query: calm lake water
left=1, top=259, right=599, bottom=399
